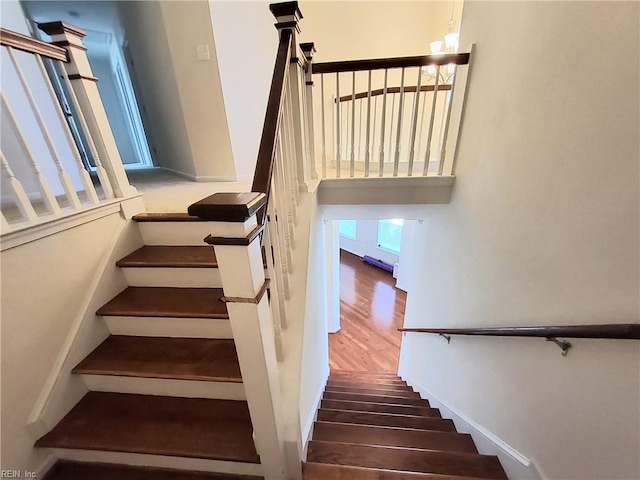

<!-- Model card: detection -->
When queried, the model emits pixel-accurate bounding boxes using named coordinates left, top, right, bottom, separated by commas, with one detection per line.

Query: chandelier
left=422, top=12, right=460, bottom=84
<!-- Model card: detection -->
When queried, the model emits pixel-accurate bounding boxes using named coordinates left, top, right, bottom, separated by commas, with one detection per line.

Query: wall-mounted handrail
left=312, top=52, right=470, bottom=75
left=0, top=28, right=67, bottom=62
left=399, top=324, right=640, bottom=339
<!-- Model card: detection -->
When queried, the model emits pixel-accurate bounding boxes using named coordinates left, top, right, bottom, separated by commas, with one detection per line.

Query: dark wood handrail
left=250, top=29, right=292, bottom=221
left=337, top=84, right=452, bottom=103
left=399, top=324, right=640, bottom=340
left=0, top=27, right=68, bottom=62
left=312, top=52, right=470, bottom=75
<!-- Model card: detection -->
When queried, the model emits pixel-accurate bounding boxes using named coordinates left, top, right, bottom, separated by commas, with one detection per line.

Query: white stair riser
left=121, top=268, right=222, bottom=288
left=51, top=449, right=263, bottom=477
left=82, top=375, right=246, bottom=400
left=138, top=219, right=256, bottom=246
left=104, top=316, right=233, bottom=339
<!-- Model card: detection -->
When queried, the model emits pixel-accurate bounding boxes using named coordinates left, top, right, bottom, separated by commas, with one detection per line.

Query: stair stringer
left=27, top=218, right=144, bottom=445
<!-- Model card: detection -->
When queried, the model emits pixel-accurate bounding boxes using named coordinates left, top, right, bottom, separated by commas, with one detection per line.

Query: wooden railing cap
left=188, top=192, right=267, bottom=222
left=0, top=27, right=68, bottom=62
left=38, top=21, right=86, bottom=39
left=269, top=1, right=303, bottom=20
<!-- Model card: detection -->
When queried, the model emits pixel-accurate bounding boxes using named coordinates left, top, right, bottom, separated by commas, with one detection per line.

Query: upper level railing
left=400, top=324, right=640, bottom=356
left=309, top=50, right=473, bottom=179
left=0, top=23, right=134, bottom=237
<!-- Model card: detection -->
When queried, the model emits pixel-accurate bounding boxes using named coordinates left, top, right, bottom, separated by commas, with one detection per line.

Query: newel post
left=300, top=42, right=317, bottom=180
left=189, top=193, right=288, bottom=480
left=38, top=22, right=136, bottom=198
left=270, top=2, right=310, bottom=187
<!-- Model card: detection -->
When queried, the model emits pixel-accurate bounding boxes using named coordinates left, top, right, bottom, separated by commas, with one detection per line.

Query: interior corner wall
left=399, top=2, right=640, bottom=479
left=118, top=1, right=236, bottom=181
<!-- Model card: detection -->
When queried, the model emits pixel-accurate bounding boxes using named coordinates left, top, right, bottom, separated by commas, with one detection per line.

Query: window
left=377, top=219, right=404, bottom=254
left=339, top=220, right=356, bottom=239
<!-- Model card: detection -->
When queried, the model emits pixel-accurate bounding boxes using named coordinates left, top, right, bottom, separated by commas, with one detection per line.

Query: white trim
left=400, top=372, right=543, bottom=480
left=159, top=167, right=240, bottom=183
left=51, top=449, right=264, bottom=477
left=35, top=452, right=59, bottom=478
left=300, top=368, right=329, bottom=461
left=0, top=195, right=144, bottom=251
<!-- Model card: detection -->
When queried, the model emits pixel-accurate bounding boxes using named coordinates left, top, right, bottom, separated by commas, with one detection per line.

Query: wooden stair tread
left=318, top=409, right=455, bottom=431
left=73, top=336, right=242, bottom=382
left=313, top=421, right=477, bottom=453
left=324, top=390, right=429, bottom=407
left=303, top=462, right=493, bottom=480
left=116, top=246, right=218, bottom=268
left=327, top=379, right=413, bottom=390
left=44, top=461, right=263, bottom=480
left=321, top=398, right=440, bottom=417
left=306, top=441, right=507, bottom=479
left=96, top=287, right=228, bottom=319
left=325, top=385, right=420, bottom=398
left=132, top=213, right=208, bottom=222
left=36, top=392, right=259, bottom=463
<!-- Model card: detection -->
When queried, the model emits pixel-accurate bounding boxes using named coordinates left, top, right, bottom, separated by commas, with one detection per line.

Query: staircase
left=303, top=371, right=508, bottom=480
left=37, top=214, right=264, bottom=480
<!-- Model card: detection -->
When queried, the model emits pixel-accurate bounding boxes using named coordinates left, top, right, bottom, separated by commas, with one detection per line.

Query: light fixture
left=422, top=2, right=460, bottom=83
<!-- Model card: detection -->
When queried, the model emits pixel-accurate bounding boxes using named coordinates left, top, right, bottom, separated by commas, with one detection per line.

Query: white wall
left=118, top=1, right=236, bottom=181
left=339, top=219, right=398, bottom=265
left=399, top=2, right=640, bottom=479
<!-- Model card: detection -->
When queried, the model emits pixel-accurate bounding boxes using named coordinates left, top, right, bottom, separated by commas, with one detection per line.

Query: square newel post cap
left=188, top=192, right=267, bottom=222
left=270, top=1, right=303, bottom=31
left=300, top=42, right=316, bottom=61
left=38, top=21, right=86, bottom=39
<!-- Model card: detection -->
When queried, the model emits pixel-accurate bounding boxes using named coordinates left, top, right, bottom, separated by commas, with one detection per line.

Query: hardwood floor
left=329, top=250, right=406, bottom=372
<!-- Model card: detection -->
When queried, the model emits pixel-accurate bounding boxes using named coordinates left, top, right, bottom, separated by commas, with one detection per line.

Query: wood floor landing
left=43, top=461, right=263, bottom=480
left=73, top=336, right=242, bottom=382
left=36, top=392, right=259, bottom=463
left=96, top=287, right=228, bottom=319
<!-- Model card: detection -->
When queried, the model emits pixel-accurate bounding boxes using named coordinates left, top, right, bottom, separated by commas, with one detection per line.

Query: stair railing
left=311, top=49, right=473, bottom=178
left=0, top=24, right=136, bottom=235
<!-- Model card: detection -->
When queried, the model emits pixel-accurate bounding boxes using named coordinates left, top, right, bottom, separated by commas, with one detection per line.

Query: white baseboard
left=401, top=372, right=544, bottom=480
left=35, top=452, right=58, bottom=478
left=159, top=167, right=241, bottom=183
left=300, top=368, right=329, bottom=461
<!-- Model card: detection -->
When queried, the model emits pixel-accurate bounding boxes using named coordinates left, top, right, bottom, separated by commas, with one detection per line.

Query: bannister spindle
left=423, top=66, right=441, bottom=176
left=1, top=93, right=61, bottom=215
left=335, top=72, right=341, bottom=178
left=407, top=68, right=423, bottom=176
left=262, top=225, right=284, bottom=361
left=416, top=89, right=428, bottom=166
left=378, top=69, right=388, bottom=177
left=438, top=65, right=457, bottom=176
left=268, top=184, right=290, bottom=299
left=393, top=67, right=406, bottom=177
left=301, top=42, right=317, bottom=180
left=349, top=71, right=356, bottom=177
left=276, top=128, right=295, bottom=249
left=6, top=46, right=82, bottom=210
left=364, top=70, right=372, bottom=177
left=60, top=67, right=114, bottom=198
left=284, top=86, right=299, bottom=211
left=320, top=74, right=327, bottom=177
left=36, top=54, right=99, bottom=204
left=0, top=150, right=38, bottom=222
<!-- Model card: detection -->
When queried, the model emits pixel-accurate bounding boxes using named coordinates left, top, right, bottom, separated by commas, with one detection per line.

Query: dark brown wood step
left=324, top=391, right=429, bottom=407
left=321, top=399, right=440, bottom=417
left=312, top=421, right=476, bottom=453
left=35, top=392, right=259, bottom=463
left=96, top=287, right=228, bottom=319
left=72, top=336, right=242, bottom=382
left=44, top=461, right=263, bottom=480
left=303, top=462, right=492, bottom=480
left=133, top=213, right=207, bottom=222
left=330, top=373, right=405, bottom=385
left=327, top=379, right=412, bottom=390
left=317, top=409, right=455, bottom=431
left=330, top=371, right=401, bottom=379
left=306, top=441, right=507, bottom=479
left=326, top=385, right=421, bottom=398
left=116, top=246, right=217, bottom=268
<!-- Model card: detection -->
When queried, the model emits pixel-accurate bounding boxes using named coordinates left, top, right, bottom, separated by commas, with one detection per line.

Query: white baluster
left=60, top=68, right=114, bottom=198
left=0, top=150, right=38, bottom=222
left=335, top=72, right=341, bottom=178
left=6, top=47, right=81, bottom=210
left=378, top=69, right=388, bottom=177
left=276, top=129, right=295, bottom=251
left=364, top=71, right=372, bottom=177
left=320, top=74, right=327, bottom=178
left=349, top=71, right=356, bottom=178
left=438, top=65, right=458, bottom=176
left=407, top=68, right=423, bottom=176
left=423, top=66, right=441, bottom=176
left=393, top=67, right=406, bottom=177
left=416, top=89, right=428, bottom=167
left=36, top=55, right=99, bottom=205
left=262, top=225, right=284, bottom=361
left=268, top=186, right=290, bottom=300
left=282, top=89, right=298, bottom=221
left=357, top=97, right=363, bottom=172
left=1, top=93, right=61, bottom=216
